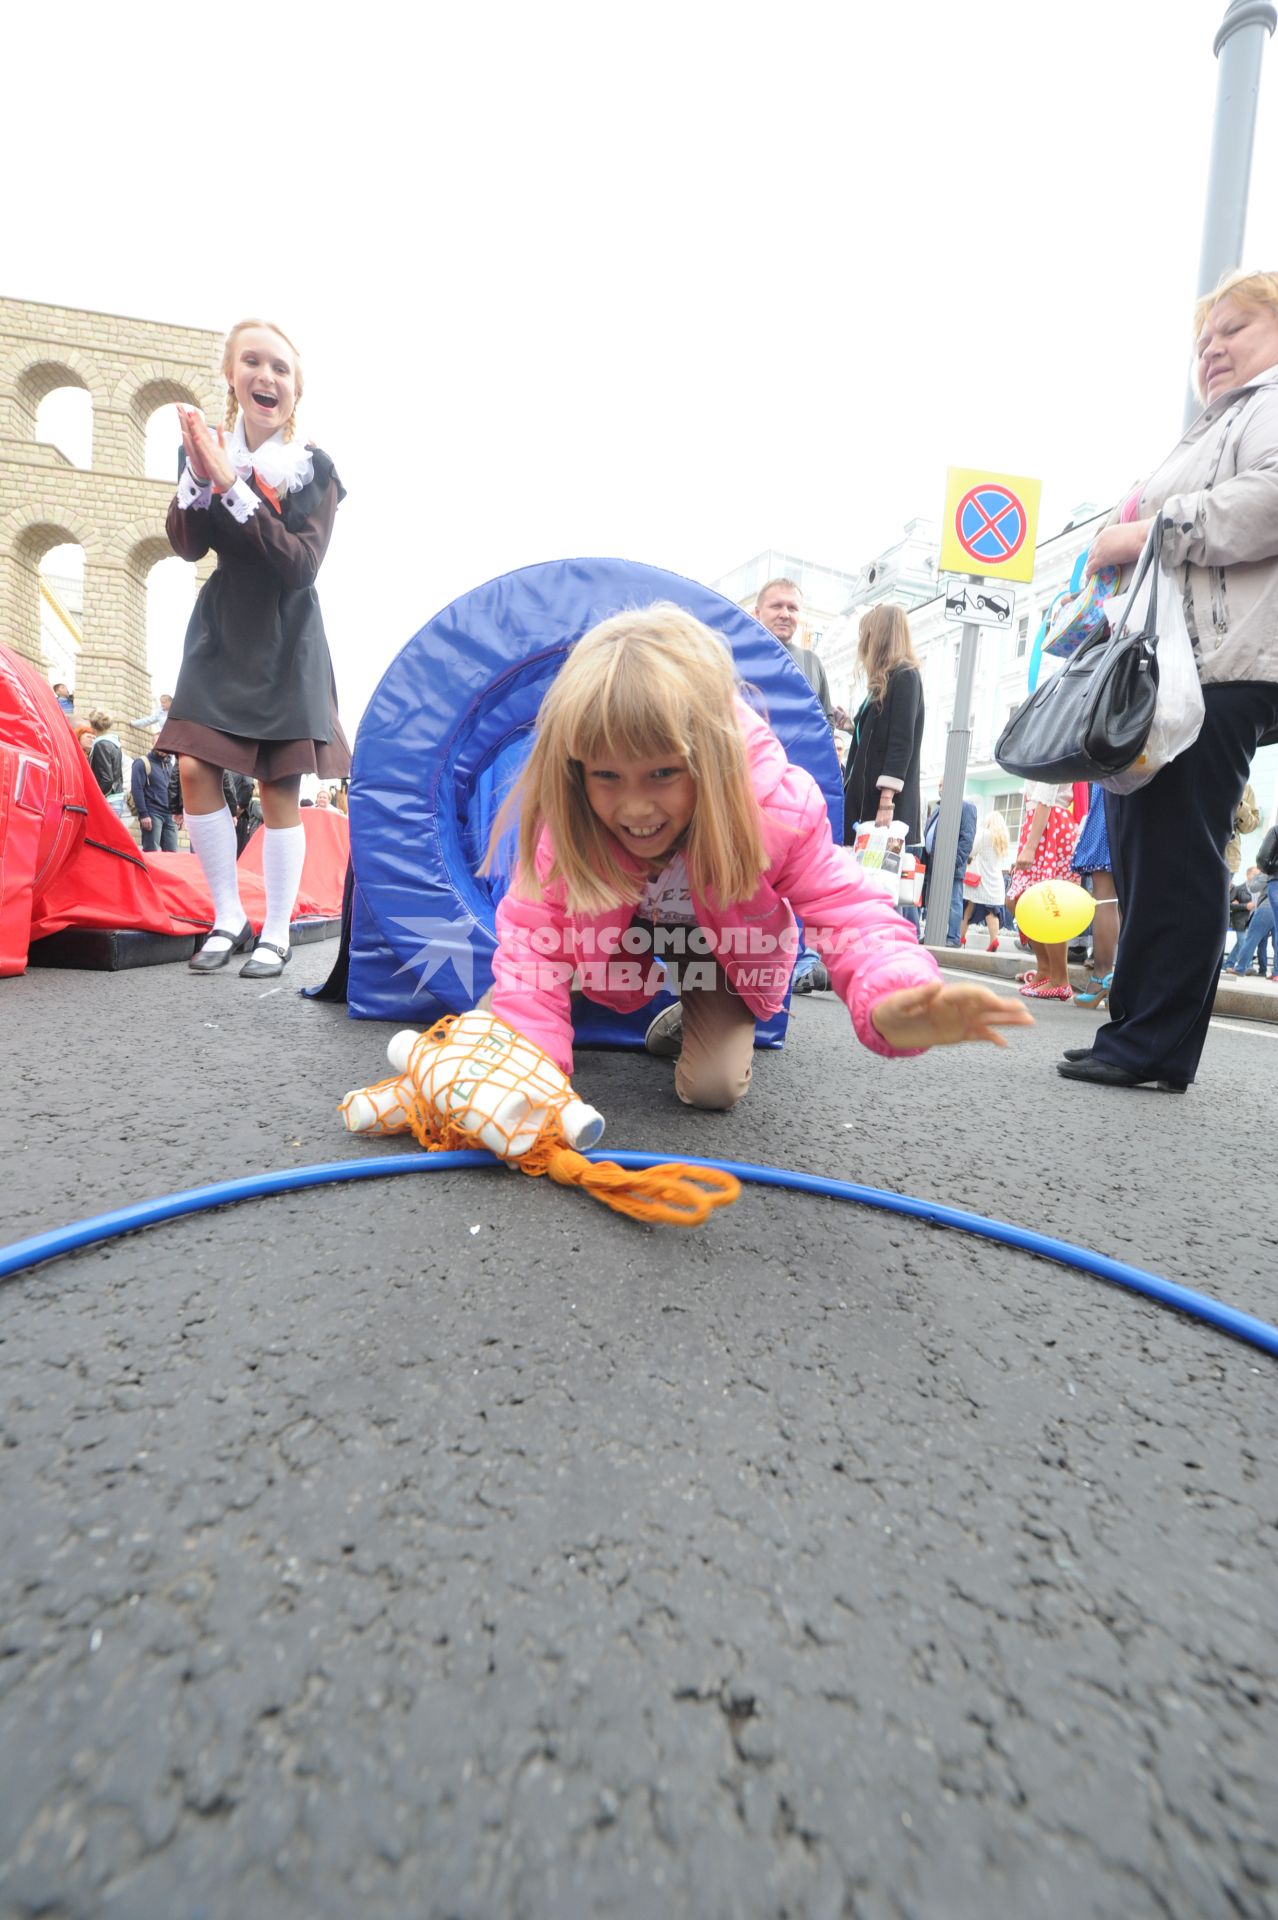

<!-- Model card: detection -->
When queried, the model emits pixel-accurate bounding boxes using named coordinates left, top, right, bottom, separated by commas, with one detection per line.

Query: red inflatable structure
left=0, top=643, right=346, bottom=977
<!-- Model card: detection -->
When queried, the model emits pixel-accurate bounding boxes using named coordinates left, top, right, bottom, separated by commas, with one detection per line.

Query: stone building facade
left=0, top=296, right=223, bottom=748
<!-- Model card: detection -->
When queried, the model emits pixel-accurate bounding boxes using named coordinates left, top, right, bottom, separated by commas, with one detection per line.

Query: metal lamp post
left=1185, top=0, right=1277, bottom=425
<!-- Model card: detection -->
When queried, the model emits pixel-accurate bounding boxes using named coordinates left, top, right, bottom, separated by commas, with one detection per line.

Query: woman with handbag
left=1057, top=269, right=1278, bottom=1089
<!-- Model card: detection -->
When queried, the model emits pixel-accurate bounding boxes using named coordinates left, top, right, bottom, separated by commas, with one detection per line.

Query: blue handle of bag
left=1027, top=621, right=1046, bottom=691
left=1068, top=549, right=1088, bottom=595
left=1030, top=582, right=1071, bottom=690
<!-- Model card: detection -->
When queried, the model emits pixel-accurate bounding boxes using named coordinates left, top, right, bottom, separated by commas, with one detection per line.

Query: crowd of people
left=776, top=549, right=1275, bottom=1024
left=43, top=270, right=1278, bottom=1093
left=770, top=268, right=1278, bottom=1097
left=60, top=690, right=346, bottom=857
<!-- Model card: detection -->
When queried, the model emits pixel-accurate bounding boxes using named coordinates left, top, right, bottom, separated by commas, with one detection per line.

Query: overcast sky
left=6, top=0, right=1277, bottom=730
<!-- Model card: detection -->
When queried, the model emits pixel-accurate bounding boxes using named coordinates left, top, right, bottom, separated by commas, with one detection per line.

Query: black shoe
left=189, top=920, right=254, bottom=972
left=1061, top=1046, right=1093, bottom=1063
left=1056, top=1056, right=1187, bottom=1092
left=792, top=963, right=830, bottom=994
left=239, top=941, right=292, bottom=980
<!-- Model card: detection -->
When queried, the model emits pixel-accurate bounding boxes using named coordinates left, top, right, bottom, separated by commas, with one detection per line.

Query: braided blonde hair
left=222, top=319, right=304, bottom=442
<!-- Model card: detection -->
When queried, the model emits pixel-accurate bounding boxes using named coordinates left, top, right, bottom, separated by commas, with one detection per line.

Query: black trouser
left=1099, top=681, right=1278, bottom=1083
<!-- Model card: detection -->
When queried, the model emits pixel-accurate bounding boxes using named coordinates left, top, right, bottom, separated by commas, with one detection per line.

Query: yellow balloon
left=1014, top=879, right=1096, bottom=944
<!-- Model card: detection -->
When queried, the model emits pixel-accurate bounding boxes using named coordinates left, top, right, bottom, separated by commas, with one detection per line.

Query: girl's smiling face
left=582, top=751, right=696, bottom=863
left=228, top=326, right=298, bottom=448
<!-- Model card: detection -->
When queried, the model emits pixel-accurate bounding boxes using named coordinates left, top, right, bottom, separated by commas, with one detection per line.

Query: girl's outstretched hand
left=871, top=980, right=1034, bottom=1051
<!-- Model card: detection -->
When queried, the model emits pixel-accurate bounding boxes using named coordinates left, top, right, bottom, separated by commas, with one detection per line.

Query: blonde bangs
left=1193, top=269, right=1278, bottom=342
left=481, top=605, right=769, bottom=915
left=563, top=628, right=693, bottom=772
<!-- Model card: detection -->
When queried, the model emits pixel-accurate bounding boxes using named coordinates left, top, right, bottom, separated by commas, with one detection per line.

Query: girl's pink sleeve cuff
left=848, top=950, right=942, bottom=1058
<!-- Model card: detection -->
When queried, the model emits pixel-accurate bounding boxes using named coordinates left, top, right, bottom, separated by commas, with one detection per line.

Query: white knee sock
left=259, top=824, right=306, bottom=950
left=185, top=807, right=245, bottom=952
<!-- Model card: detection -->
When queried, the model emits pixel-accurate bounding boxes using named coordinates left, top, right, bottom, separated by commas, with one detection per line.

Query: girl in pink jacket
left=485, top=605, right=1029, bottom=1109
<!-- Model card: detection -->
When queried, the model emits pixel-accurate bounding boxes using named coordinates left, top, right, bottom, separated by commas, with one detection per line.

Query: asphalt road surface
left=2, top=944, right=1275, bottom=1920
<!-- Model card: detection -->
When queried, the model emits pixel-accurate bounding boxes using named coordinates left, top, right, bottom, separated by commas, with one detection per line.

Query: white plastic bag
left=850, top=819, right=909, bottom=902
left=1099, top=552, right=1205, bottom=795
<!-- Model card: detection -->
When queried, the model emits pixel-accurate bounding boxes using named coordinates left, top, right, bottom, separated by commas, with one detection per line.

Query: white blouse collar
left=227, top=414, right=315, bottom=494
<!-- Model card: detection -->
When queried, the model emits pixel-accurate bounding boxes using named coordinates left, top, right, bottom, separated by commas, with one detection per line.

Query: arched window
left=145, top=554, right=197, bottom=709
left=34, top=383, right=92, bottom=470
left=133, top=380, right=208, bottom=483
left=144, top=401, right=185, bottom=484
left=33, top=537, right=84, bottom=691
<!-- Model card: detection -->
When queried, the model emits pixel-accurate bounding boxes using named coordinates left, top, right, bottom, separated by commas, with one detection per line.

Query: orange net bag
left=340, top=1010, right=739, bottom=1229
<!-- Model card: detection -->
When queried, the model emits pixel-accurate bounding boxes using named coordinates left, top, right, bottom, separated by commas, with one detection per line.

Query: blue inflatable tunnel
left=345, top=557, right=842, bottom=1051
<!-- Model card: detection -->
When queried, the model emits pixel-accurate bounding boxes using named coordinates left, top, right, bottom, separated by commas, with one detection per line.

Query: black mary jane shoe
left=189, top=920, right=254, bottom=973
left=239, top=941, right=293, bottom=981
left=1056, top=1056, right=1187, bottom=1093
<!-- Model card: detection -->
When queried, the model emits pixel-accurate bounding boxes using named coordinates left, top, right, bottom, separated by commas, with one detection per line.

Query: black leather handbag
left=995, top=522, right=1163, bottom=782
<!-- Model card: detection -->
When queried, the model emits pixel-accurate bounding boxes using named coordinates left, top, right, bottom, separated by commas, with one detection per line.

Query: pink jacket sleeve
left=769, top=770, right=941, bottom=1057
left=490, top=855, right=577, bottom=1076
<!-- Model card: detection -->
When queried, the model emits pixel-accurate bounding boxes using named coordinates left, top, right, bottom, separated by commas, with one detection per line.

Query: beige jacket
left=1137, top=362, right=1278, bottom=686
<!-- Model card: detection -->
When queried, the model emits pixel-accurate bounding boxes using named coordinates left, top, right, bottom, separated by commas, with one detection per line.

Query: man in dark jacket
left=923, top=784, right=978, bottom=948
left=754, top=579, right=850, bottom=732
left=753, top=577, right=849, bottom=991
left=131, top=748, right=180, bottom=852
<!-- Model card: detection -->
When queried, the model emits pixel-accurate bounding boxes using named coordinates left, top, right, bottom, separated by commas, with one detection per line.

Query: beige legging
left=479, top=964, right=757, bottom=1111
left=671, top=962, right=756, bottom=1110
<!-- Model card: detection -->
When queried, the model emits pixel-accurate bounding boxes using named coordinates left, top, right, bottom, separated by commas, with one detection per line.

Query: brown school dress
left=159, top=445, right=352, bottom=783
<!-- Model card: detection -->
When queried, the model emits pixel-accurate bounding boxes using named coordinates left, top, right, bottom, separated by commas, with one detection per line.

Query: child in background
left=1008, top=781, right=1081, bottom=1001
left=960, top=810, right=1010, bottom=952
left=484, top=606, right=1031, bottom=1109
left=161, top=318, right=350, bottom=979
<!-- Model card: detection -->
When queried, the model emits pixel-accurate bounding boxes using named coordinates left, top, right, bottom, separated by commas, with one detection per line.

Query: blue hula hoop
left=1, top=1151, right=1274, bottom=1361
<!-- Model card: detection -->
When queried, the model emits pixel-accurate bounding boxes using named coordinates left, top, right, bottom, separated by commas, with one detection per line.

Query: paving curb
left=923, top=943, right=1278, bottom=1026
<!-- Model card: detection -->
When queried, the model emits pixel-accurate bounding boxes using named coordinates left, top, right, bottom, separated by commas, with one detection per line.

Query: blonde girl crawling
left=484, top=605, right=1030, bottom=1109
left=161, top=318, right=350, bottom=979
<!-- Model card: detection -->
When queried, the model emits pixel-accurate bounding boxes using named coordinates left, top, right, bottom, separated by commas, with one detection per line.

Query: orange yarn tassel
left=528, top=1142, right=740, bottom=1227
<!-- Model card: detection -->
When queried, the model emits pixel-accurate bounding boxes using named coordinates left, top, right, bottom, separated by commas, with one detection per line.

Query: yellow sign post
left=939, top=466, right=1041, bottom=584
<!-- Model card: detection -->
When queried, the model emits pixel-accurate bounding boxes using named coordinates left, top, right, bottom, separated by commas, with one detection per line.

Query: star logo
left=390, top=912, right=482, bottom=999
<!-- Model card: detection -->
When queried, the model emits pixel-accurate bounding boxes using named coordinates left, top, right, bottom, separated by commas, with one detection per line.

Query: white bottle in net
left=390, top=1016, right=604, bottom=1158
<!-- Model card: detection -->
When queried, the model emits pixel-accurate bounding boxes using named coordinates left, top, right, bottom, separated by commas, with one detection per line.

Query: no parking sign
left=939, top=466, right=1041, bottom=583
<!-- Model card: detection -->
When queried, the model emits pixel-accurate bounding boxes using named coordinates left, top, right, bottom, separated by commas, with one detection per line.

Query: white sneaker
left=645, top=1003, right=684, bottom=1057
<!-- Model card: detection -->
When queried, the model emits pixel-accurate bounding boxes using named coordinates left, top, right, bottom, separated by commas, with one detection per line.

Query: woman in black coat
left=842, top=605, right=925, bottom=844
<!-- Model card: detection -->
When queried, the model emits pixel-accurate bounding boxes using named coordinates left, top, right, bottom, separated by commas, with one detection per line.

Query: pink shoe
left=1021, top=981, right=1073, bottom=1001
left=988, top=936, right=1000, bottom=953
